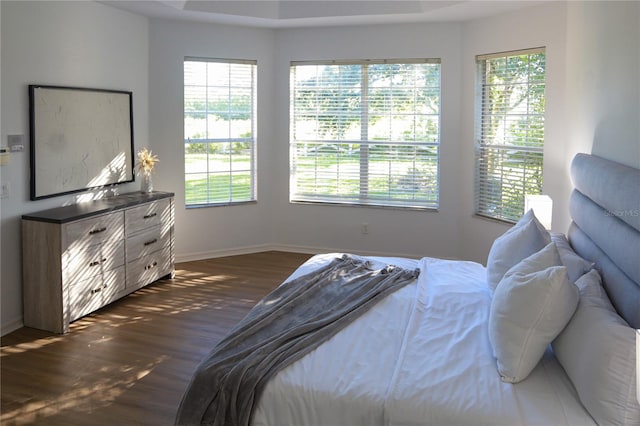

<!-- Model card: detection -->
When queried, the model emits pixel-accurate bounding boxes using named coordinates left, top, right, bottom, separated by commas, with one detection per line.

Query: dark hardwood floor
left=1, top=251, right=312, bottom=426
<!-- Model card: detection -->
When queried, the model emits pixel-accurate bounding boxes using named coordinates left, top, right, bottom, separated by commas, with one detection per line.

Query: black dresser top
left=22, top=191, right=174, bottom=224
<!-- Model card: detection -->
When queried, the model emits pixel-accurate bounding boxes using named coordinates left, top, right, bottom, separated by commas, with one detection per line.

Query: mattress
left=251, top=253, right=595, bottom=426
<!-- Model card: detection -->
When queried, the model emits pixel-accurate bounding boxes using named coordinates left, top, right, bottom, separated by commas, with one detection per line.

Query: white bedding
left=251, top=254, right=596, bottom=426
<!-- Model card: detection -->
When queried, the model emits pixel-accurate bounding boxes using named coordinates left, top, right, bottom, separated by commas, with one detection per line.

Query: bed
left=176, top=153, right=640, bottom=426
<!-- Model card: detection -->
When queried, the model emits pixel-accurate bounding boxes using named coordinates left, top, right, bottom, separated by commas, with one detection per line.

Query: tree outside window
left=290, top=60, right=441, bottom=209
left=475, top=49, right=546, bottom=222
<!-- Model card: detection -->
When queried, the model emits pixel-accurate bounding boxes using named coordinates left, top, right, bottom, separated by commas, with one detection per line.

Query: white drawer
left=63, top=212, right=124, bottom=250
left=125, top=225, right=171, bottom=262
left=125, top=198, right=171, bottom=236
left=68, top=265, right=126, bottom=322
left=126, top=246, right=173, bottom=292
left=64, top=240, right=125, bottom=285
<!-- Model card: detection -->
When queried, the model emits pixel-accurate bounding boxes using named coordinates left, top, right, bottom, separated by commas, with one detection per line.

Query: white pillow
left=486, top=209, right=551, bottom=291
left=550, top=233, right=594, bottom=282
left=553, top=270, right=640, bottom=425
left=489, top=243, right=579, bottom=383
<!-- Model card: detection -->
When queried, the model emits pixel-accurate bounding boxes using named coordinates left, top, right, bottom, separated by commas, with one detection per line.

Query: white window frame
left=289, top=59, right=441, bottom=210
left=183, top=57, right=257, bottom=207
left=474, top=48, right=546, bottom=223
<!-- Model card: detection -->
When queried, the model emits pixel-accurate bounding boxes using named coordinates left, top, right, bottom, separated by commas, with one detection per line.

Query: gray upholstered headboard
left=568, top=153, right=640, bottom=328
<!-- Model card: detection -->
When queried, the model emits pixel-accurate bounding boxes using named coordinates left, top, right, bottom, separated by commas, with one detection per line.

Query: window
left=290, top=59, right=441, bottom=209
left=474, top=48, right=546, bottom=222
left=184, top=58, right=257, bottom=206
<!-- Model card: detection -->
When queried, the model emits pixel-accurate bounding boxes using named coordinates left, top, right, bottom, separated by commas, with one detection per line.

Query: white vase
left=141, top=173, right=153, bottom=193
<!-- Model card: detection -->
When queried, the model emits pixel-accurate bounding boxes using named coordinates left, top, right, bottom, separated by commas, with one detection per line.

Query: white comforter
left=252, top=254, right=595, bottom=426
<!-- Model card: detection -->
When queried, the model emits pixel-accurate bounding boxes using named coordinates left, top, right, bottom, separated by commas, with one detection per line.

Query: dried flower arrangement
left=135, top=147, right=159, bottom=175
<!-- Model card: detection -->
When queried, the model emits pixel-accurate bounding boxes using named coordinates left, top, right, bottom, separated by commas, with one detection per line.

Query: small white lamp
left=525, top=194, right=553, bottom=230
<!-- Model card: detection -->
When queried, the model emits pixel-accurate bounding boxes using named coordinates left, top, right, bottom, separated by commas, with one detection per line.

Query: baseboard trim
left=176, top=244, right=422, bottom=263
left=2, top=318, right=24, bottom=337
left=176, top=244, right=275, bottom=263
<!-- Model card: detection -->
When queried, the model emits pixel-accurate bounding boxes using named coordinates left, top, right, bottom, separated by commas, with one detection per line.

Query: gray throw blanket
left=175, top=254, right=420, bottom=426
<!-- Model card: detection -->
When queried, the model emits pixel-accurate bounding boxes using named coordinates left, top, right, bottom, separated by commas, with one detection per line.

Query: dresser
left=22, top=191, right=175, bottom=333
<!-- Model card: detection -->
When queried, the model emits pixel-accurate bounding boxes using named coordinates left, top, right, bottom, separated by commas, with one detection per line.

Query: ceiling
left=99, top=0, right=546, bottom=28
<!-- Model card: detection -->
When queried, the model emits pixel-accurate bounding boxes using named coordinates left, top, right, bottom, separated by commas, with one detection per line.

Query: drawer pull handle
left=144, top=238, right=158, bottom=246
left=145, top=261, right=158, bottom=270
left=89, top=227, right=107, bottom=235
left=143, top=212, right=157, bottom=219
left=91, top=284, right=108, bottom=294
left=89, top=258, right=107, bottom=267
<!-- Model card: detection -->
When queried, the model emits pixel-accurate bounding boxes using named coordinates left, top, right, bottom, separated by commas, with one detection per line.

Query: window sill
left=472, top=213, right=516, bottom=226
left=186, top=200, right=257, bottom=209
left=290, top=200, right=439, bottom=213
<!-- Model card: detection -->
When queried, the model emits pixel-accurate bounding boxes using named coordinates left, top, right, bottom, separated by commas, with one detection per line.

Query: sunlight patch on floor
left=0, top=355, right=169, bottom=424
left=0, top=336, right=64, bottom=358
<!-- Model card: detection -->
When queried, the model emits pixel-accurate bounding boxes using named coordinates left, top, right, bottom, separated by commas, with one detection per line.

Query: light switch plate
left=0, top=148, right=8, bottom=166
left=0, top=181, right=10, bottom=198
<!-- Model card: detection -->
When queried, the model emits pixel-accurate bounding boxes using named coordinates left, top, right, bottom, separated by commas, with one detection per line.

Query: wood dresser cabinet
left=22, top=191, right=175, bottom=333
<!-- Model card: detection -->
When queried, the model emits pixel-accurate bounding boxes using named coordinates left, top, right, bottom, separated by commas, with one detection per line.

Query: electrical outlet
left=361, top=223, right=369, bottom=234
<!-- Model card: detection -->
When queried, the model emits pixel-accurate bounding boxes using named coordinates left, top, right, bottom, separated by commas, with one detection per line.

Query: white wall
left=270, top=23, right=463, bottom=259
left=148, top=19, right=276, bottom=261
left=149, top=20, right=464, bottom=261
left=0, top=1, right=149, bottom=334
left=564, top=1, right=640, bottom=168
left=457, top=1, right=640, bottom=263
left=457, top=2, right=569, bottom=263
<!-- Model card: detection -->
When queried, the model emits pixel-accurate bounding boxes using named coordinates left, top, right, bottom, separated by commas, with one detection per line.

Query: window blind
left=474, top=48, right=546, bottom=222
left=184, top=58, right=257, bottom=207
left=290, top=60, right=441, bottom=209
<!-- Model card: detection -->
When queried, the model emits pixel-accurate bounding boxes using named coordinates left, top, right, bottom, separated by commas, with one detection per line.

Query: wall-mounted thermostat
left=8, top=134, right=25, bottom=152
